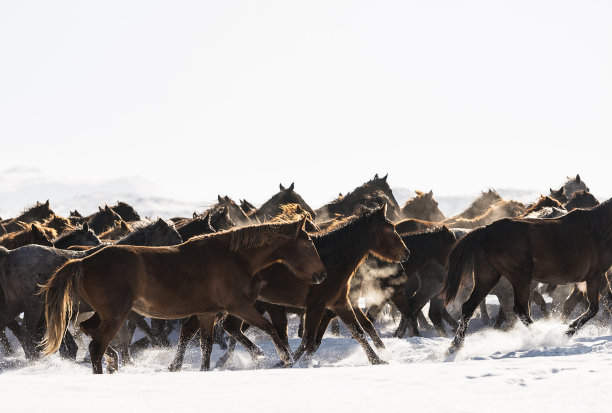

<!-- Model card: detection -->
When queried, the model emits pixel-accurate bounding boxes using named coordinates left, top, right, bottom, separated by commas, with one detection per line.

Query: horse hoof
left=168, top=363, right=182, bottom=372
left=370, top=358, right=388, bottom=365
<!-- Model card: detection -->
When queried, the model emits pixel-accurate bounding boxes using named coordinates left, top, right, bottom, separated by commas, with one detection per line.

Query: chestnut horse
left=42, top=218, right=326, bottom=374
left=444, top=198, right=612, bottom=356
left=171, top=205, right=409, bottom=370
left=401, top=190, right=445, bottom=222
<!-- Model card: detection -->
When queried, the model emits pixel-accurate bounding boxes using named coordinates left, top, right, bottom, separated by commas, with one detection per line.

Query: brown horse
left=1, top=200, right=55, bottom=233
left=172, top=205, right=409, bottom=370
left=43, top=215, right=75, bottom=236
left=445, top=200, right=525, bottom=229
left=446, top=189, right=502, bottom=222
left=42, top=218, right=326, bottom=373
left=0, top=222, right=55, bottom=249
left=401, top=190, right=446, bottom=222
left=521, top=195, right=563, bottom=217
left=443, top=198, right=612, bottom=356
left=87, top=205, right=122, bottom=234
left=99, top=220, right=132, bottom=241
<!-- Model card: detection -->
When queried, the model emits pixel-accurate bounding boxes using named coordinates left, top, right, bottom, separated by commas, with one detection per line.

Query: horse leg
left=228, top=304, right=293, bottom=366
left=532, top=289, right=548, bottom=317
left=292, top=304, right=326, bottom=364
left=561, top=284, right=584, bottom=320
left=330, top=318, right=341, bottom=336
left=59, top=330, right=78, bottom=360
left=169, top=315, right=200, bottom=372
left=150, top=318, right=171, bottom=347
left=508, top=277, right=534, bottom=327
left=197, top=313, right=217, bottom=371
left=566, top=276, right=601, bottom=336
left=331, top=300, right=386, bottom=365
left=441, top=307, right=459, bottom=331
left=312, top=310, right=336, bottom=352
left=82, top=311, right=127, bottom=374
left=428, top=296, right=447, bottom=336
left=447, top=266, right=501, bottom=356
left=0, top=331, right=12, bottom=354
left=263, top=304, right=290, bottom=348
left=390, top=290, right=420, bottom=337
left=365, top=301, right=384, bottom=324
left=353, top=306, right=385, bottom=348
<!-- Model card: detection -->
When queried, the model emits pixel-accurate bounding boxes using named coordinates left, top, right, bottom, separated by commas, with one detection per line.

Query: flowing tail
left=442, top=226, right=486, bottom=305
left=39, top=259, right=83, bottom=355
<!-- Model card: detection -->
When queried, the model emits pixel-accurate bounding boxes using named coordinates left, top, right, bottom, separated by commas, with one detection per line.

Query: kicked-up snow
left=1, top=309, right=611, bottom=412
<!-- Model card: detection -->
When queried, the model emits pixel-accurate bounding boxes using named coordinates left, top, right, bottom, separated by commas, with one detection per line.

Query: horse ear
left=218, top=195, right=223, bottom=203
left=378, top=203, right=388, bottom=218
left=280, top=183, right=286, bottom=191
left=83, top=222, right=89, bottom=231
left=120, top=221, right=129, bottom=230
left=576, top=174, right=581, bottom=182
left=427, top=190, right=433, bottom=198
left=382, top=173, right=388, bottom=181
left=105, top=205, right=112, bottom=213
left=31, top=223, right=42, bottom=234
left=288, top=182, right=295, bottom=191
left=193, top=212, right=198, bottom=219
left=224, top=196, right=230, bottom=202
left=45, top=199, right=49, bottom=207
left=294, top=216, right=307, bottom=238
left=98, top=206, right=103, bottom=211
left=222, top=205, right=229, bottom=216
left=374, top=173, right=379, bottom=179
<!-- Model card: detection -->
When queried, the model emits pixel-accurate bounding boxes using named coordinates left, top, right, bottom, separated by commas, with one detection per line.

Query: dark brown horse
left=315, top=174, right=401, bottom=221
left=171, top=205, right=409, bottom=370
left=110, top=201, right=141, bottom=222
left=42, top=218, right=326, bottom=374
left=249, top=183, right=317, bottom=222
left=443, top=198, right=612, bottom=355
left=564, top=190, right=599, bottom=211
left=401, top=190, right=446, bottom=222
left=88, top=205, right=122, bottom=234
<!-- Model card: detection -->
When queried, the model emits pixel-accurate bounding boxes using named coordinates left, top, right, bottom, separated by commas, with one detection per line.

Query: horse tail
left=443, top=226, right=486, bottom=305
left=40, top=259, right=83, bottom=355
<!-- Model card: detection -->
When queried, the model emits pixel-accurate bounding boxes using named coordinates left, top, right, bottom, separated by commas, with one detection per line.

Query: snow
left=1, top=311, right=611, bottom=412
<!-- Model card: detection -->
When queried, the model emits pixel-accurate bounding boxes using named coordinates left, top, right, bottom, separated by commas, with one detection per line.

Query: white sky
left=1, top=1, right=611, bottom=204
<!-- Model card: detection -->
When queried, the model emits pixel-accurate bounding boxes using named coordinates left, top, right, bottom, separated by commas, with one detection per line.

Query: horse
left=43, top=215, right=75, bottom=236
left=0, top=219, right=180, bottom=360
left=549, top=174, right=590, bottom=204
left=443, top=198, right=612, bottom=355
left=42, top=218, right=326, bottom=374
left=68, top=210, right=87, bottom=226
left=87, top=206, right=123, bottom=234
left=205, top=196, right=251, bottom=227
left=0, top=200, right=55, bottom=233
left=401, top=190, right=446, bottom=222
left=446, top=189, right=502, bottom=221
left=360, top=227, right=457, bottom=337
left=564, top=190, right=599, bottom=211
left=239, top=199, right=257, bottom=215
left=445, top=200, right=525, bottom=229
left=171, top=205, right=409, bottom=370
left=99, top=220, right=132, bottom=241
left=110, top=201, right=141, bottom=222
left=53, top=223, right=102, bottom=250
left=175, top=212, right=215, bottom=241
left=0, top=222, right=55, bottom=249
left=249, top=183, right=317, bottom=222
left=521, top=195, right=563, bottom=217
left=315, top=174, right=401, bottom=221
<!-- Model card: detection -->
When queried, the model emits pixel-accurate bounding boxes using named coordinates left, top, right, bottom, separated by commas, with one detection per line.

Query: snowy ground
left=1, top=306, right=611, bottom=413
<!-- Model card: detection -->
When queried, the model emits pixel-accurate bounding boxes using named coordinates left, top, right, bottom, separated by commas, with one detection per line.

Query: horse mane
left=522, top=196, right=563, bottom=217
left=311, top=208, right=382, bottom=268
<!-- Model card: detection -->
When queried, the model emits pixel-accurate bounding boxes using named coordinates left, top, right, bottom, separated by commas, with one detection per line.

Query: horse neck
left=401, top=232, right=442, bottom=274
left=235, top=241, right=288, bottom=276
left=313, top=220, right=374, bottom=283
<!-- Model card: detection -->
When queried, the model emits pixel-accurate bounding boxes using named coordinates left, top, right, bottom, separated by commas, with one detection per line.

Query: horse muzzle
left=311, top=271, right=327, bottom=284
left=396, top=251, right=410, bottom=262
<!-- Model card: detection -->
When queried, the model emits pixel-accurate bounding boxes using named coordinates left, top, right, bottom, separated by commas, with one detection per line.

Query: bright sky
left=1, top=1, right=611, bottom=204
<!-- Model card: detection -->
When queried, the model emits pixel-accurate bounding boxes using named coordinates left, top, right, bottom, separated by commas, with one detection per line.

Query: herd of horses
left=1, top=173, right=611, bottom=373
